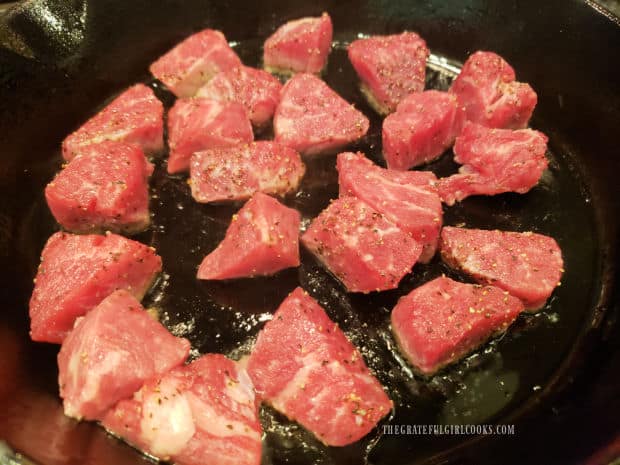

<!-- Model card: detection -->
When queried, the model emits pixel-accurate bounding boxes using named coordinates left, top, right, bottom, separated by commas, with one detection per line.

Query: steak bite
left=197, top=192, right=301, bottom=280
left=440, top=226, right=564, bottom=311
left=247, top=287, right=392, bottom=446
left=449, top=50, right=538, bottom=129
left=347, top=32, right=429, bottom=115
left=167, top=98, right=253, bottom=174
left=29, top=232, right=162, bottom=344
left=437, top=122, right=549, bottom=205
left=391, top=276, right=524, bottom=375
left=102, top=354, right=262, bottom=465
left=337, top=152, right=442, bottom=263
left=274, top=73, right=369, bottom=155
left=263, top=12, right=333, bottom=75
left=149, top=29, right=242, bottom=98
left=301, top=196, right=422, bottom=293
left=62, top=84, right=164, bottom=161
left=382, top=90, right=465, bottom=170
left=190, top=141, right=305, bottom=203
left=46, top=141, right=152, bottom=234
left=57, top=290, right=190, bottom=420
left=196, top=65, right=283, bottom=128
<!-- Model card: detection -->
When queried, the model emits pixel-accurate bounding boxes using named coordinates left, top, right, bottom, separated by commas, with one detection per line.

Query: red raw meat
left=29, top=232, right=162, bottom=344
left=440, top=226, right=564, bottom=310
left=190, top=141, right=305, bottom=203
left=301, top=196, right=422, bottom=293
left=438, top=122, right=549, bottom=205
left=391, top=276, right=524, bottom=375
left=449, top=51, right=537, bottom=129
left=337, top=151, right=442, bottom=263
left=348, top=32, right=429, bottom=114
left=274, top=73, right=369, bottom=155
left=247, top=287, right=392, bottom=446
left=263, top=13, right=333, bottom=75
left=149, top=29, right=242, bottom=98
left=62, top=84, right=164, bottom=161
left=197, top=192, right=301, bottom=280
left=101, top=354, right=262, bottom=465
left=196, top=65, right=283, bottom=128
left=46, top=141, right=152, bottom=234
left=167, top=98, right=253, bottom=174
left=57, top=290, right=190, bottom=420
left=382, top=90, right=465, bottom=170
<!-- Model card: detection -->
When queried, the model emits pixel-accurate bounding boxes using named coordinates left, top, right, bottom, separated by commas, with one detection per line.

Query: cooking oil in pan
left=14, top=39, right=600, bottom=465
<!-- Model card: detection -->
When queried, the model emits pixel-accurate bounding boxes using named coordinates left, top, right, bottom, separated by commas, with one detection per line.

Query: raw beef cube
left=382, top=90, right=465, bottom=170
left=62, top=84, right=164, bottom=161
left=102, top=354, right=262, bottom=465
left=274, top=73, right=369, bottom=155
left=57, top=290, right=190, bottom=420
left=29, top=232, right=162, bottom=343
left=149, top=29, right=242, bottom=98
left=440, top=226, right=564, bottom=310
left=196, top=65, right=283, bottom=128
left=167, top=98, right=253, bottom=174
left=301, top=197, right=422, bottom=293
left=391, top=276, right=524, bottom=375
left=263, top=12, right=333, bottom=75
left=449, top=51, right=537, bottom=129
left=247, top=287, right=392, bottom=446
left=348, top=32, right=429, bottom=115
left=190, top=141, right=305, bottom=203
left=337, top=151, right=442, bottom=263
left=197, top=192, right=301, bottom=280
left=46, top=141, right=152, bottom=234
left=438, top=122, right=549, bottom=205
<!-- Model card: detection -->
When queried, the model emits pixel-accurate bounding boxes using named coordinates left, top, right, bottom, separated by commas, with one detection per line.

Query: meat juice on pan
left=24, top=38, right=593, bottom=465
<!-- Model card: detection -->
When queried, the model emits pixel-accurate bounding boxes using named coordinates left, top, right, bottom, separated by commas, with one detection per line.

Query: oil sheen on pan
left=3, top=37, right=602, bottom=465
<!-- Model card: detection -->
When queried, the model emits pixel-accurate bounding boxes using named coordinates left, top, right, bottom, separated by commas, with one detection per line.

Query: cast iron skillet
left=0, top=1, right=618, bottom=464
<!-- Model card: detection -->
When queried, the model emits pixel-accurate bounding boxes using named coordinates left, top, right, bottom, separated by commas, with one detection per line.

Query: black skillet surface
left=0, top=1, right=619, bottom=464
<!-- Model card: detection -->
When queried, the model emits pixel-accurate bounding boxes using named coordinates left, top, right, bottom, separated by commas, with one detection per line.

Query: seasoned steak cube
left=62, top=84, right=164, bottom=160
left=440, top=226, right=564, bottom=310
left=190, top=141, right=305, bottom=203
left=263, top=13, right=333, bottom=75
left=102, top=354, right=262, bottom=465
left=247, top=287, right=392, bottom=446
left=348, top=32, right=429, bottom=114
left=438, top=122, right=549, bottom=205
left=391, top=276, right=524, bottom=375
left=301, top=196, right=422, bottom=293
left=382, top=90, right=465, bottom=170
left=167, top=98, right=253, bottom=174
left=197, top=193, right=301, bottom=280
left=337, top=151, right=442, bottom=263
left=196, top=65, right=283, bottom=128
left=57, top=290, right=190, bottom=420
left=29, top=232, right=162, bottom=343
left=46, top=141, right=152, bottom=234
left=274, top=73, right=369, bottom=155
left=449, top=51, right=537, bottom=129
left=149, top=29, right=242, bottom=98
